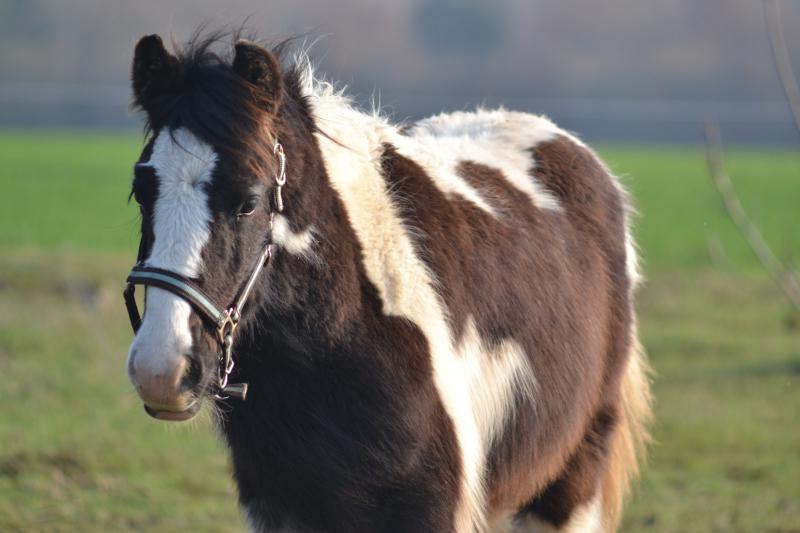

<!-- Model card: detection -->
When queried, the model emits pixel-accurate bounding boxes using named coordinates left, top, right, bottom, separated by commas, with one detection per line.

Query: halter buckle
left=217, top=308, right=239, bottom=344
left=212, top=308, right=247, bottom=400
left=214, top=331, right=247, bottom=400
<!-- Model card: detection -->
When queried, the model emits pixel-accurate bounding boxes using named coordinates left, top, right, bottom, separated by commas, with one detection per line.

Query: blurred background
left=0, top=1, right=798, bottom=531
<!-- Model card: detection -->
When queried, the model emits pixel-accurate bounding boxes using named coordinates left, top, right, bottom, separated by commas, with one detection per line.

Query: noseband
left=123, top=142, right=288, bottom=402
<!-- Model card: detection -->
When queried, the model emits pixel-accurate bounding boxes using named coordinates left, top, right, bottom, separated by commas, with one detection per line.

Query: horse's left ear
left=132, top=34, right=179, bottom=112
left=233, top=40, right=283, bottom=114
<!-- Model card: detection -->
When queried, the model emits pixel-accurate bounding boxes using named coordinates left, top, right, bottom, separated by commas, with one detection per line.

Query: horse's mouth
left=143, top=398, right=202, bottom=421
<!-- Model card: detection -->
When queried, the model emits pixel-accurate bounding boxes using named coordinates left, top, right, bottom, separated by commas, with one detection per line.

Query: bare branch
left=764, top=0, right=800, bottom=138
left=703, top=120, right=800, bottom=310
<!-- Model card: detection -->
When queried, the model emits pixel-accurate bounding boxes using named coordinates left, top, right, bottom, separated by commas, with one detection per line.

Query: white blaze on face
left=126, top=128, right=217, bottom=400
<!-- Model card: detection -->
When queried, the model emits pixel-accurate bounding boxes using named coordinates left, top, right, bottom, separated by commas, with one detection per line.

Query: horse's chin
left=143, top=398, right=202, bottom=422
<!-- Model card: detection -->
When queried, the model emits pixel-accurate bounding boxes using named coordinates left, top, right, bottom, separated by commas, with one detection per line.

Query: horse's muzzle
left=127, top=346, right=201, bottom=422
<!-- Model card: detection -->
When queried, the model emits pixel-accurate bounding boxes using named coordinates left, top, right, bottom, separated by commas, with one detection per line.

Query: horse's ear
left=233, top=40, right=283, bottom=113
left=132, top=34, right=178, bottom=110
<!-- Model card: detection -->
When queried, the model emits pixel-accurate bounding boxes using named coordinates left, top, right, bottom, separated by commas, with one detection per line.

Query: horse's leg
left=512, top=402, right=617, bottom=533
left=513, top=336, right=651, bottom=533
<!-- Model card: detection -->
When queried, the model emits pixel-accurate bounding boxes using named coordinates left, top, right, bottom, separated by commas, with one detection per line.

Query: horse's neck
left=254, top=117, right=379, bottom=352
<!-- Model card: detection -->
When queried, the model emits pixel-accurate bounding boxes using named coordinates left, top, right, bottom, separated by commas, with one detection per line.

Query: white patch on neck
left=298, top=70, right=496, bottom=215
left=127, top=128, right=217, bottom=376
left=298, top=61, right=562, bottom=217
left=314, top=120, right=487, bottom=531
left=302, top=75, right=553, bottom=533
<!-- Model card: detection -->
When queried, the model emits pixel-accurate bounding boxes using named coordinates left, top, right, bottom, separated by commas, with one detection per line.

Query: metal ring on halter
left=273, top=142, right=287, bottom=212
left=273, top=142, right=287, bottom=186
left=216, top=308, right=239, bottom=344
left=215, top=334, right=236, bottom=400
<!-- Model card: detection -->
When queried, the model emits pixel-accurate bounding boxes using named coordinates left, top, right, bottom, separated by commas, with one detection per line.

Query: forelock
left=134, top=31, right=284, bottom=179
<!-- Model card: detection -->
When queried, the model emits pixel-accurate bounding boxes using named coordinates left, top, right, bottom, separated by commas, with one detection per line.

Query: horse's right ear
left=132, top=34, right=178, bottom=110
left=232, top=40, right=283, bottom=114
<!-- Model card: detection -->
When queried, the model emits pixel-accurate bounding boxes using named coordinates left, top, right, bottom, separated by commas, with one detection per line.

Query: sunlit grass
left=600, top=144, right=800, bottom=273
left=0, top=132, right=142, bottom=251
left=0, top=251, right=244, bottom=532
left=624, top=271, right=800, bottom=532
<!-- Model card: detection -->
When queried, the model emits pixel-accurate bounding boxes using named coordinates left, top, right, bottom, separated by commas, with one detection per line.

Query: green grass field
left=1, top=132, right=798, bottom=532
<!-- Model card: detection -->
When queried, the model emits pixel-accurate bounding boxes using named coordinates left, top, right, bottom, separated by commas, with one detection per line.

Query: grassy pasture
left=0, top=132, right=798, bottom=532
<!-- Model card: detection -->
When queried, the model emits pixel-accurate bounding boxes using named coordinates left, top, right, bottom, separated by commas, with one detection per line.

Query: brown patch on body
left=379, top=138, right=635, bottom=527
left=516, top=136, right=638, bottom=530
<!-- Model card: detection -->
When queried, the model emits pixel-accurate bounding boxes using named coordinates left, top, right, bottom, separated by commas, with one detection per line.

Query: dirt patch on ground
left=0, top=450, right=86, bottom=481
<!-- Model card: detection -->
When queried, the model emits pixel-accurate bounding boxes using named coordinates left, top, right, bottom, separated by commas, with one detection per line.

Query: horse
left=122, top=32, right=651, bottom=533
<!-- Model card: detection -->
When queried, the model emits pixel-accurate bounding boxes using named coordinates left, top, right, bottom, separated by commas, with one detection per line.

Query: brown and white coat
left=125, top=35, right=651, bottom=533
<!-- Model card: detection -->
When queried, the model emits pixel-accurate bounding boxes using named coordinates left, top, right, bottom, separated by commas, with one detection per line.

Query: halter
left=123, top=141, right=288, bottom=402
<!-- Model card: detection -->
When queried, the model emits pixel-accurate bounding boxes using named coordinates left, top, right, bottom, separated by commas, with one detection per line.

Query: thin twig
left=764, top=0, right=800, bottom=138
left=703, top=120, right=800, bottom=310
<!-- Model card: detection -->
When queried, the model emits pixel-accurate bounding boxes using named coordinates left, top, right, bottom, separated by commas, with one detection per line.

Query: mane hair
left=131, top=29, right=311, bottom=179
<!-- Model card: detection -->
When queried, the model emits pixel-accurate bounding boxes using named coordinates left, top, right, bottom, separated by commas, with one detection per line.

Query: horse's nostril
left=181, top=354, right=203, bottom=391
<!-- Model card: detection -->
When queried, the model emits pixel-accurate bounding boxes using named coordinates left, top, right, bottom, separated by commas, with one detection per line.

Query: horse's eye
left=237, top=197, right=260, bottom=218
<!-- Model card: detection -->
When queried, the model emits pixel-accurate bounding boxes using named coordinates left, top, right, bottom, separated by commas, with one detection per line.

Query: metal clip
left=223, top=334, right=235, bottom=375
left=273, top=142, right=287, bottom=213
left=218, top=334, right=234, bottom=390
left=274, top=186, right=284, bottom=213
left=214, top=333, right=248, bottom=401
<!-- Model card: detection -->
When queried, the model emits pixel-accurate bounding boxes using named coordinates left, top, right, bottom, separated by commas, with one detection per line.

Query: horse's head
left=124, top=35, right=286, bottom=421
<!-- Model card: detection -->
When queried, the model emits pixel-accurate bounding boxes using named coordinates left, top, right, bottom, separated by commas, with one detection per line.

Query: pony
left=123, top=32, right=651, bottom=533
